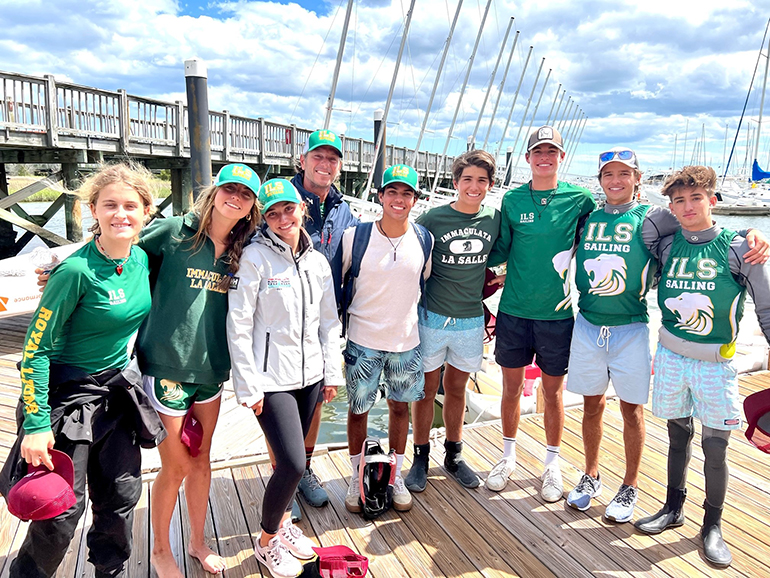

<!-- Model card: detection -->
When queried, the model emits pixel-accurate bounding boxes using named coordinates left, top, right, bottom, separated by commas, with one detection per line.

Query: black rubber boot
left=405, top=443, right=430, bottom=492
left=634, top=486, right=686, bottom=534
left=701, top=501, right=732, bottom=568
left=443, top=441, right=480, bottom=489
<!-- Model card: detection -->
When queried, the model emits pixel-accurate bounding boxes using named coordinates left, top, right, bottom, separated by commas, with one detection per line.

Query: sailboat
left=717, top=18, right=770, bottom=214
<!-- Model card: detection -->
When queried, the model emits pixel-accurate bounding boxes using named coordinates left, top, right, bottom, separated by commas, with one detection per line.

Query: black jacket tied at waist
left=0, top=358, right=166, bottom=497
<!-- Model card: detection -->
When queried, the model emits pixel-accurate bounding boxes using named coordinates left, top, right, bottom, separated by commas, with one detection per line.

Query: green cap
left=214, top=164, right=260, bottom=196
left=258, top=179, right=303, bottom=213
left=382, top=164, right=419, bottom=193
left=304, top=130, right=343, bottom=157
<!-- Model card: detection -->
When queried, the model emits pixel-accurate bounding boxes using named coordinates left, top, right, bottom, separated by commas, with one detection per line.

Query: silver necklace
left=377, top=220, right=405, bottom=261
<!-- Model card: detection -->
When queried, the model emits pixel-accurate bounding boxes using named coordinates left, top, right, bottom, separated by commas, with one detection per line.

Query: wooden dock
left=1, top=313, right=770, bottom=577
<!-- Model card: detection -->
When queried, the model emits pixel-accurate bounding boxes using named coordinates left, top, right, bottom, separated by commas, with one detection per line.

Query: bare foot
left=189, top=543, right=226, bottom=574
left=151, top=549, right=184, bottom=578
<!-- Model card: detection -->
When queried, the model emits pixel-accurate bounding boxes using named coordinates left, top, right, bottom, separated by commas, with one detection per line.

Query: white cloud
left=2, top=0, right=770, bottom=174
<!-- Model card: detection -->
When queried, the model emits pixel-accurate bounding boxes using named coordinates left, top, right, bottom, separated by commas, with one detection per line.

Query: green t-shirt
left=575, top=204, right=656, bottom=326
left=136, top=213, right=232, bottom=384
left=417, top=203, right=501, bottom=318
left=658, top=229, right=745, bottom=345
left=20, top=240, right=151, bottom=434
left=489, top=181, right=596, bottom=320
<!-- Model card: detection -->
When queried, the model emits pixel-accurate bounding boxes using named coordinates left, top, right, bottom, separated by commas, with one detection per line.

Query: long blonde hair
left=79, top=162, right=157, bottom=235
left=190, top=184, right=261, bottom=291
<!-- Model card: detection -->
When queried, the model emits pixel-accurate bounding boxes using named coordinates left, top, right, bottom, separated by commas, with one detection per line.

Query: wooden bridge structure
left=0, top=69, right=456, bottom=257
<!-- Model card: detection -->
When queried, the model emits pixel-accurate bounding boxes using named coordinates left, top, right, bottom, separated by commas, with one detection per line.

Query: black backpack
left=358, top=437, right=396, bottom=519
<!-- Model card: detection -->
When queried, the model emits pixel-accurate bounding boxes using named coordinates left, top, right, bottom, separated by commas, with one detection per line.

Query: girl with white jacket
left=227, top=179, right=343, bottom=578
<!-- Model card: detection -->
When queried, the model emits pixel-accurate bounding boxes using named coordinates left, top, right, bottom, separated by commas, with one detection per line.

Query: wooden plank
left=400, top=449, right=555, bottom=577
left=524, top=408, right=766, bottom=577
left=0, top=504, right=22, bottom=576
left=127, top=482, right=151, bottom=578
left=543, top=410, right=737, bottom=578
left=148, top=482, right=185, bottom=578
left=207, top=468, right=263, bottom=577
left=0, top=171, right=63, bottom=209
left=592, top=412, right=770, bottom=576
left=54, top=494, right=91, bottom=578
left=314, top=454, right=410, bottom=578
left=0, top=207, right=70, bottom=246
left=459, top=426, right=637, bottom=577
left=177, top=481, right=216, bottom=578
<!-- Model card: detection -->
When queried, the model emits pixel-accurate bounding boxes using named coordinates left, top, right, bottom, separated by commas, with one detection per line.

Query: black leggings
left=256, top=381, right=322, bottom=534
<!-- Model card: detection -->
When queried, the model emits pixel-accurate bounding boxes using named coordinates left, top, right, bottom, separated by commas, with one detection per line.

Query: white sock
left=350, top=452, right=361, bottom=476
left=503, top=437, right=517, bottom=461
left=544, top=445, right=560, bottom=468
left=396, top=453, right=405, bottom=477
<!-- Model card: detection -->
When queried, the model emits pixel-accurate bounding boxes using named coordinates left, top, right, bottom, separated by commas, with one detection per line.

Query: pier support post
left=62, top=163, right=83, bottom=242
left=505, top=147, right=513, bottom=187
left=372, top=109, right=385, bottom=195
left=0, top=163, right=16, bottom=259
left=185, top=58, right=212, bottom=200
left=170, top=165, right=193, bottom=215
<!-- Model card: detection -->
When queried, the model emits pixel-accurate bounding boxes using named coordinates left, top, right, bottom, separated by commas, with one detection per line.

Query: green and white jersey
left=417, top=203, right=500, bottom=318
left=576, top=203, right=656, bottom=326
left=658, top=229, right=745, bottom=345
left=20, top=240, right=151, bottom=434
left=489, top=181, right=596, bottom=320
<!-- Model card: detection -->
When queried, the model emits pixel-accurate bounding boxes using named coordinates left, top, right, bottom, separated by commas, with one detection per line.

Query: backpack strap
left=411, top=222, right=432, bottom=318
left=341, top=222, right=373, bottom=337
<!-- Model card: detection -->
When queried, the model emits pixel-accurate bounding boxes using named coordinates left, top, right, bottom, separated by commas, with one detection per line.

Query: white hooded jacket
left=227, top=226, right=344, bottom=408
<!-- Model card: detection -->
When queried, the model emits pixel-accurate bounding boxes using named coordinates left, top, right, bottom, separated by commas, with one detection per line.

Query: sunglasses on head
left=600, top=150, right=635, bottom=163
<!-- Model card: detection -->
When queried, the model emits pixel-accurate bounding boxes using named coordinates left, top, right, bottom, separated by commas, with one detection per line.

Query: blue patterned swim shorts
left=343, top=340, right=424, bottom=415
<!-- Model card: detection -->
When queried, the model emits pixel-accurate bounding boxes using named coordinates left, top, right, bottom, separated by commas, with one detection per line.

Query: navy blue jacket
left=291, top=173, right=359, bottom=306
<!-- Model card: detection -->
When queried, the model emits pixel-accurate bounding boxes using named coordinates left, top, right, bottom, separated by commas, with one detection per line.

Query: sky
left=3, top=0, right=770, bottom=177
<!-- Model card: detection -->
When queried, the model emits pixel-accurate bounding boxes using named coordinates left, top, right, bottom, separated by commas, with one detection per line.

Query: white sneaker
left=255, top=534, right=303, bottom=578
left=605, top=484, right=638, bottom=523
left=486, top=458, right=515, bottom=492
left=345, top=474, right=362, bottom=513
left=278, top=518, right=316, bottom=560
left=392, top=476, right=413, bottom=511
left=540, top=464, right=563, bottom=503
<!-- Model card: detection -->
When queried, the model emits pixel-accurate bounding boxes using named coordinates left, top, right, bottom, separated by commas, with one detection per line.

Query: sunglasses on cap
left=599, top=150, right=636, bottom=163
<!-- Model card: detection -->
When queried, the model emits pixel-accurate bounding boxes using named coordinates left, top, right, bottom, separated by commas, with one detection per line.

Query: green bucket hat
left=214, top=164, right=260, bottom=196
left=382, top=164, right=419, bottom=193
left=258, top=179, right=303, bottom=214
left=304, top=130, right=343, bottom=157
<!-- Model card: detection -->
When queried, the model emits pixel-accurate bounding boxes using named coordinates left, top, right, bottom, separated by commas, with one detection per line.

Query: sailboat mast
left=721, top=125, right=727, bottom=174
left=549, top=89, right=566, bottom=126
left=682, top=119, right=688, bottom=167
left=494, top=45, right=533, bottom=159
left=363, top=0, right=417, bottom=195
left=564, top=115, right=587, bottom=174
left=754, top=33, right=770, bottom=162
left=471, top=17, right=514, bottom=147
left=411, top=0, right=464, bottom=162
left=502, top=57, right=545, bottom=184
left=509, top=66, right=551, bottom=178
left=324, top=0, right=355, bottom=130
left=672, top=134, right=678, bottom=170
left=481, top=30, right=520, bottom=150
left=544, top=83, right=562, bottom=125
left=564, top=112, right=585, bottom=170
left=431, top=0, right=494, bottom=194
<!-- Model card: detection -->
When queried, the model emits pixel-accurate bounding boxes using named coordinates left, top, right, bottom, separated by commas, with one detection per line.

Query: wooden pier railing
left=0, top=69, right=455, bottom=176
